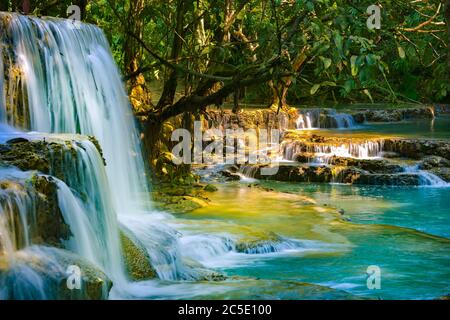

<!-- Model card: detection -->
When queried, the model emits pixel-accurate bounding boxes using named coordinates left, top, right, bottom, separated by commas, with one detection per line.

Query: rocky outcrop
left=203, top=108, right=299, bottom=131
left=353, top=173, right=421, bottom=186
left=294, top=155, right=403, bottom=174
left=0, top=136, right=104, bottom=178
left=384, top=139, right=450, bottom=160
left=351, top=107, right=435, bottom=123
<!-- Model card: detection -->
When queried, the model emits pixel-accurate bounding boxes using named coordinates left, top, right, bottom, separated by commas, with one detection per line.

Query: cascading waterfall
left=282, top=140, right=385, bottom=163
left=296, top=109, right=355, bottom=130
left=0, top=13, right=155, bottom=294
left=0, top=13, right=287, bottom=296
left=403, top=165, right=449, bottom=187
left=0, top=13, right=150, bottom=215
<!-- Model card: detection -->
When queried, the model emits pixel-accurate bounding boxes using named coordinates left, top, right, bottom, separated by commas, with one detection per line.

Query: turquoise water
left=352, top=116, right=450, bottom=140
left=172, top=116, right=450, bottom=300
left=182, top=182, right=450, bottom=300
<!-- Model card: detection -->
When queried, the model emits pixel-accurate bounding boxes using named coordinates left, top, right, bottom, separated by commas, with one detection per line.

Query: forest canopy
left=1, top=0, right=449, bottom=110
left=1, top=0, right=449, bottom=181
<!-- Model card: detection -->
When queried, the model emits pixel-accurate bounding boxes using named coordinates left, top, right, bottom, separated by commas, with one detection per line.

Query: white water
left=403, top=165, right=449, bottom=187
left=296, top=109, right=355, bottom=130
left=0, top=13, right=149, bottom=292
left=1, top=13, right=150, bottom=215
left=282, top=140, right=385, bottom=163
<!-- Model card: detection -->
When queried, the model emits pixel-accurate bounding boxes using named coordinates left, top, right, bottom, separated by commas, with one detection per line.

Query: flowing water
left=0, top=13, right=449, bottom=300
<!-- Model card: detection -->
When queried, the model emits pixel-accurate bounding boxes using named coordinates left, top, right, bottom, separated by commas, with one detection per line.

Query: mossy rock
left=120, top=230, right=156, bottom=281
left=1, top=247, right=112, bottom=300
left=204, top=184, right=218, bottom=192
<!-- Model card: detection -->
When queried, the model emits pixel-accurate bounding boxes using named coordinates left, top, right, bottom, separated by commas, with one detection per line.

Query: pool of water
left=347, top=115, right=450, bottom=140
left=174, top=181, right=450, bottom=300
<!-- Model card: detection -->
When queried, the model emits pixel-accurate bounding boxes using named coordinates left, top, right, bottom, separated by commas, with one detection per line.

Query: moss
left=204, top=184, right=218, bottom=192
left=120, top=231, right=156, bottom=281
left=152, top=182, right=211, bottom=214
left=235, top=231, right=282, bottom=253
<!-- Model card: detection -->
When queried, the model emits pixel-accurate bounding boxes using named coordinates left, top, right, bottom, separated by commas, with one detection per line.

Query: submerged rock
left=119, top=230, right=156, bottom=281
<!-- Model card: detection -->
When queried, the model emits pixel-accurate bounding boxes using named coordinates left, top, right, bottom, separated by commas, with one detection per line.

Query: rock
left=204, top=184, right=218, bottom=192
left=220, top=170, right=241, bottom=181
left=384, top=139, right=450, bottom=160
left=120, top=230, right=156, bottom=281
left=354, top=173, right=421, bottom=186
left=428, top=167, right=450, bottom=182
left=352, top=107, right=434, bottom=122
left=203, top=108, right=299, bottom=131
left=6, top=137, right=29, bottom=144
left=419, top=156, right=450, bottom=170
left=235, top=232, right=283, bottom=254
left=380, top=151, right=400, bottom=159
left=323, top=157, right=403, bottom=174
left=0, top=174, right=71, bottom=250
left=0, top=246, right=112, bottom=300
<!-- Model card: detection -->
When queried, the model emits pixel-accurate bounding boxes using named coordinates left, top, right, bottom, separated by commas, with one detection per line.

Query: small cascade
left=296, top=109, right=356, bottom=130
left=403, top=165, right=449, bottom=187
left=238, top=165, right=260, bottom=181
left=0, top=168, right=47, bottom=253
left=282, top=140, right=385, bottom=162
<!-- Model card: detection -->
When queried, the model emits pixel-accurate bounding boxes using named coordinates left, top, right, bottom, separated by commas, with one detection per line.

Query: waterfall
left=296, top=109, right=355, bottom=130
left=0, top=13, right=153, bottom=294
left=403, top=165, right=449, bottom=187
left=0, top=13, right=150, bottom=215
left=282, top=140, right=384, bottom=162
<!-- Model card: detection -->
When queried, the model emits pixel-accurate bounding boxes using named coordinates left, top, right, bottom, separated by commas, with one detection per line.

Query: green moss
left=120, top=231, right=156, bottom=281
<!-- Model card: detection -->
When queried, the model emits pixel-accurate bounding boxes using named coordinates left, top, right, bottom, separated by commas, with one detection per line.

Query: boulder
left=0, top=246, right=112, bottom=300
left=119, top=230, right=157, bottom=281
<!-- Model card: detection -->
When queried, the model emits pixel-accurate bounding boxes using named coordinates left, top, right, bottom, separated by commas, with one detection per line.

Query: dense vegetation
left=1, top=0, right=449, bottom=180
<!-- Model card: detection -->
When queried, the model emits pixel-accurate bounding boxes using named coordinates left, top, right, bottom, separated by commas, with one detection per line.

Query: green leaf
left=310, top=84, right=321, bottom=95
left=344, top=79, right=355, bottom=93
left=350, top=55, right=358, bottom=76
left=321, top=81, right=336, bottom=87
left=363, top=89, right=374, bottom=103
left=334, top=32, right=344, bottom=57
left=320, top=57, right=332, bottom=70
left=397, top=46, right=406, bottom=59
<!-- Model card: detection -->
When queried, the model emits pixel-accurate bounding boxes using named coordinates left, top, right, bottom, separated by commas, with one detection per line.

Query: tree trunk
left=269, top=46, right=309, bottom=109
left=124, top=0, right=152, bottom=114
left=156, top=0, right=188, bottom=109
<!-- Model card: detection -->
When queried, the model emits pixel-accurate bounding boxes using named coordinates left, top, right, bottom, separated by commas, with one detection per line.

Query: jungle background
left=1, top=0, right=449, bottom=183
